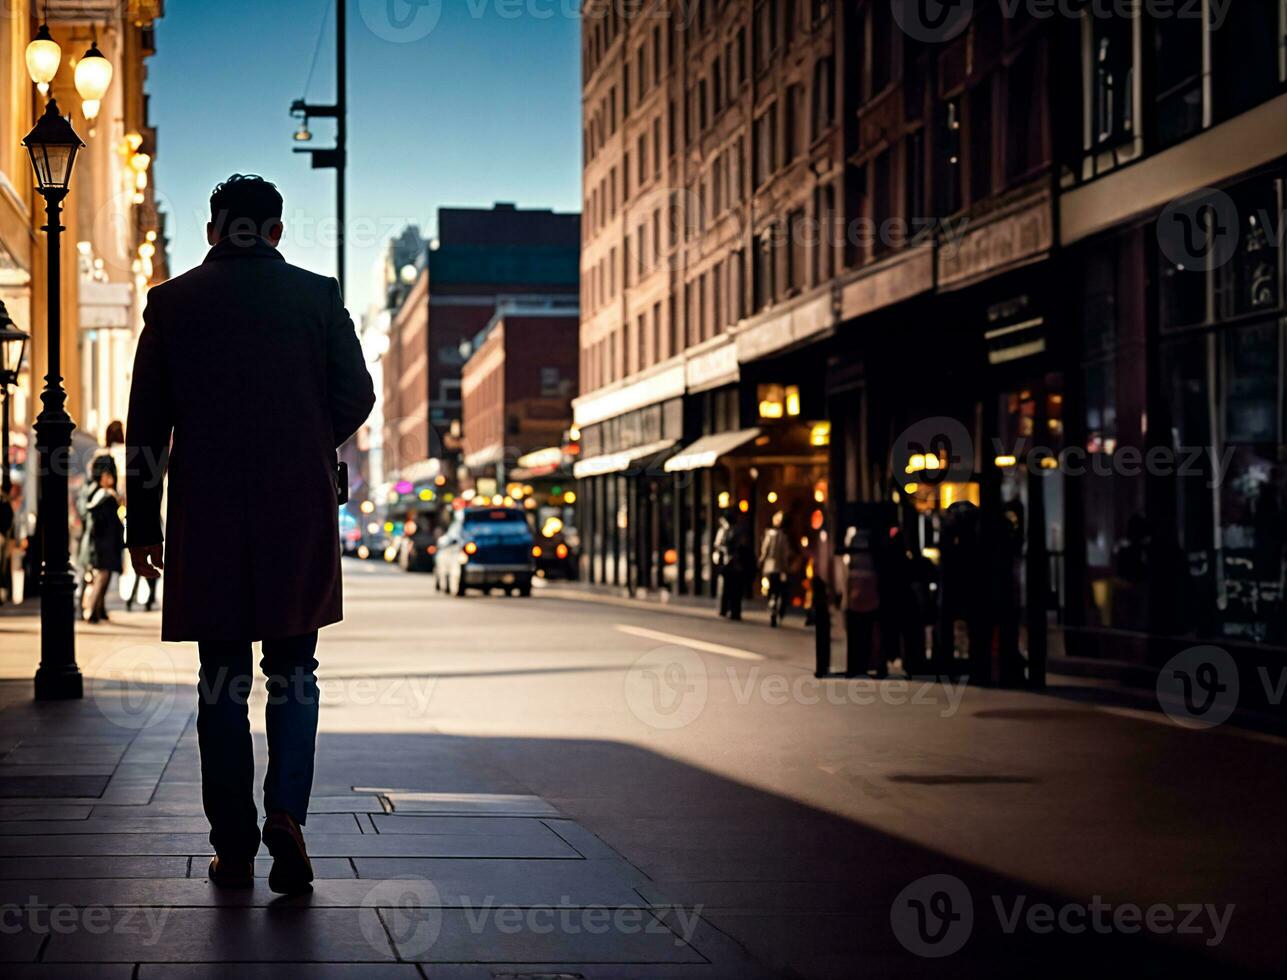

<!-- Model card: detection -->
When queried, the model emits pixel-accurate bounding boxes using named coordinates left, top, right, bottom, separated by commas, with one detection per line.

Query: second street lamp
left=23, top=99, right=84, bottom=701
left=0, top=305, right=30, bottom=499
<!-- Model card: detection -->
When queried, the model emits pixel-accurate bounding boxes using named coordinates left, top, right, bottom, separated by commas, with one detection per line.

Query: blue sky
left=150, top=0, right=583, bottom=317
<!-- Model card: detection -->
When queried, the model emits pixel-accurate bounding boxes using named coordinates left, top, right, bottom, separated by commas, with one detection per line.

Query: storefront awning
left=573, top=439, right=677, bottom=479
left=664, top=428, right=763, bottom=473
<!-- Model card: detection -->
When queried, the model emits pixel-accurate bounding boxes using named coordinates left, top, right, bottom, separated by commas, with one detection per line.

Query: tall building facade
left=576, top=1, right=1287, bottom=694
left=1, top=1, right=166, bottom=487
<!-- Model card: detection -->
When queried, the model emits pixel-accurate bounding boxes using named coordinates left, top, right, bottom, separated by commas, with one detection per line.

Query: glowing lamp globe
left=74, top=41, right=113, bottom=110
left=25, top=25, right=61, bottom=95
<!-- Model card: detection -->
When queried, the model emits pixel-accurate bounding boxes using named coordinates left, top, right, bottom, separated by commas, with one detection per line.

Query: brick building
left=382, top=203, right=580, bottom=486
left=575, top=1, right=1287, bottom=694
left=460, top=302, right=580, bottom=493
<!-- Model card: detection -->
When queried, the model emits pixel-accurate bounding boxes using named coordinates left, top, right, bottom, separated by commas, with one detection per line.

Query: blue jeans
left=196, top=632, right=319, bottom=860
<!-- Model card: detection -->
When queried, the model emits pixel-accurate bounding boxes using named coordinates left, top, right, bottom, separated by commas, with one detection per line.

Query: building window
left=1006, top=43, right=1045, bottom=182
left=754, top=234, right=775, bottom=311
left=1210, top=0, right=1284, bottom=124
left=540, top=367, right=562, bottom=397
left=786, top=209, right=806, bottom=292
left=753, top=106, right=777, bottom=188
left=870, top=152, right=893, bottom=255
left=969, top=80, right=994, bottom=204
left=754, top=1, right=776, bottom=75
left=935, top=97, right=962, bottom=216
left=812, top=58, right=834, bottom=140
left=1148, top=13, right=1203, bottom=150
left=785, top=83, right=804, bottom=161
left=904, top=131, right=924, bottom=227
left=1092, top=13, right=1134, bottom=150
left=869, top=1, right=893, bottom=96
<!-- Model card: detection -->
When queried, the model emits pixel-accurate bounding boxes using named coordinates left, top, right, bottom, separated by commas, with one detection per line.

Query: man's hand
left=129, top=544, right=165, bottom=580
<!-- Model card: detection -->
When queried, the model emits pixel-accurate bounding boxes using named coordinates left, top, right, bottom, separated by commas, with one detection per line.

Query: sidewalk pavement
left=0, top=609, right=771, bottom=978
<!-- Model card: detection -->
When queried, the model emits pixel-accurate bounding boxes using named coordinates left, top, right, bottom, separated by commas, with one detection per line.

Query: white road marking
left=614, top=624, right=765, bottom=661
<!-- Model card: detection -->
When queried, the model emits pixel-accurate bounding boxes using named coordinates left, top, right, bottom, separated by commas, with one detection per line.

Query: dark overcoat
left=125, top=237, right=375, bottom=641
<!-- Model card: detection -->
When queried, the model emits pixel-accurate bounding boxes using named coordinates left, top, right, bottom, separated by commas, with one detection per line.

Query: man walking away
left=126, top=175, right=375, bottom=894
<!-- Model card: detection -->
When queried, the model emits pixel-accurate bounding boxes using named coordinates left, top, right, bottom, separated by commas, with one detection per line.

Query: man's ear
left=266, top=221, right=284, bottom=247
left=206, top=222, right=218, bottom=246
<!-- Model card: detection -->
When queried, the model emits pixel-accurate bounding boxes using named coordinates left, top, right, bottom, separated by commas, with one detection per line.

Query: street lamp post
left=290, top=0, right=346, bottom=294
left=0, top=304, right=30, bottom=499
left=23, top=99, right=85, bottom=701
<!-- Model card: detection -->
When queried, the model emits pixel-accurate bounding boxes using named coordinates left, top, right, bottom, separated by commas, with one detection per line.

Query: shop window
left=1162, top=176, right=1286, bottom=331
left=1225, top=321, right=1280, bottom=445
left=1081, top=245, right=1118, bottom=357
left=1210, top=0, right=1283, bottom=124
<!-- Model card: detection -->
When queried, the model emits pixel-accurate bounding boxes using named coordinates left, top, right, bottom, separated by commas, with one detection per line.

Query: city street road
left=312, top=560, right=1285, bottom=978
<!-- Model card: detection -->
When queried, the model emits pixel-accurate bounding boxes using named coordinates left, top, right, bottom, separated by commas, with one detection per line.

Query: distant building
left=383, top=203, right=580, bottom=484
left=460, top=300, right=580, bottom=495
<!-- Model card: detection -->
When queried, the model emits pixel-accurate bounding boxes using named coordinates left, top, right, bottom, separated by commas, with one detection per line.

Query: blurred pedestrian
left=713, top=510, right=733, bottom=617
left=759, top=511, right=790, bottom=627
left=842, top=524, right=885, bottom=678
left=723, top=512, right=754, bottom=621
left=78, top=422, right=124, bottom=616
left=82, top=467, right=124, bottom=623
left=126, top=174, right=375, bottom=894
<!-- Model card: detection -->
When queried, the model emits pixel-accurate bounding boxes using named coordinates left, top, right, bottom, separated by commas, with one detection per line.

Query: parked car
left=434, top=507, right=535, bottom=596
left=396, top=509, right=439, bottom=573
left=531, top=509, right=578, bottom=579
left=339, top=510, right=363, bottom=557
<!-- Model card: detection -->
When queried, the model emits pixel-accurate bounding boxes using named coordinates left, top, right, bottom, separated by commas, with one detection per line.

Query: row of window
left=585, top=53, right=834, bottom=250
left=583, top=181, right=839, bottom=389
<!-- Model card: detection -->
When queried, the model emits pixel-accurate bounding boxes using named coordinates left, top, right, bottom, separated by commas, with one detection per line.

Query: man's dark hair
left=209, top=174, right=283, bottom=240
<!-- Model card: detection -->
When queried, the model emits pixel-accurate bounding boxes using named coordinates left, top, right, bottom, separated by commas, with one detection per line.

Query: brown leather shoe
left=207, top=855, right=254, bottom=889
left=262, top=811, right=314, bottom=894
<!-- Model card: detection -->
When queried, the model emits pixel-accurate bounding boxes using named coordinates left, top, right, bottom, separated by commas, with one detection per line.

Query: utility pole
left=291, top=0, right=347, bottom=295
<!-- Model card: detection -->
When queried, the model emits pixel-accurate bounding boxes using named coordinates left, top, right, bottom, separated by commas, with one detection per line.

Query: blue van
left=434, top=507, right=535, bottom=596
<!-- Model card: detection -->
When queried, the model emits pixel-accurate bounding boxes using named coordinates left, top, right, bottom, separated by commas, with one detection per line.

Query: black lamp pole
left=291, top=0, right=347, bottom=294
left=24, top=99, right=84, bottom=701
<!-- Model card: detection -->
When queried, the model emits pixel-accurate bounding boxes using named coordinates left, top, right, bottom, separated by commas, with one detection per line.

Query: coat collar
left=203, top=236, right=285, bottom=263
